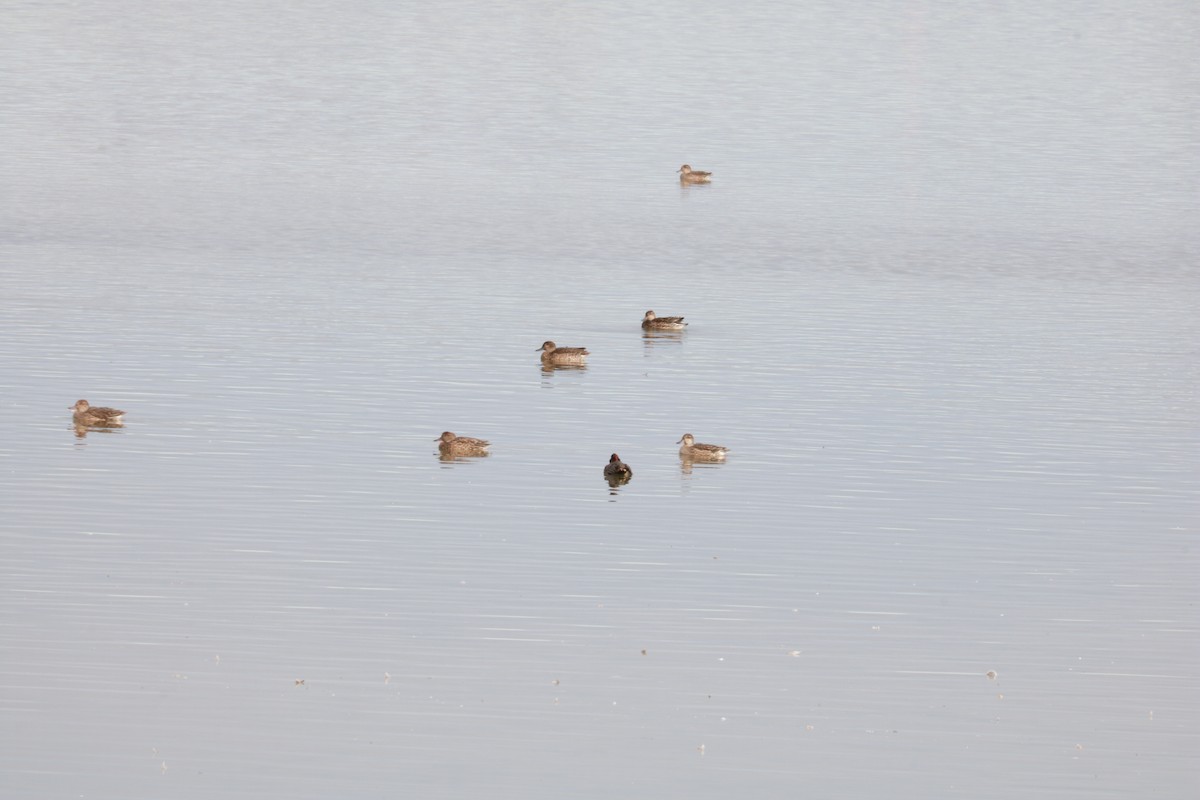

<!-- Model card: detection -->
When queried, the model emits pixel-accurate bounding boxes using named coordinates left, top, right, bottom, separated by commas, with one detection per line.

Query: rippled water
left=2, top=1, right=1197, bottom=798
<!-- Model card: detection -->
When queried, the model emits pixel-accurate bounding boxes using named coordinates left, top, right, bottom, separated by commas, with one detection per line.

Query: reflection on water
left=72, top=422, right=124, bottom=439
left=605, top=475, right=633, bottom=498
left=678, top=457, right=729, bottom=476
left=436, top=449, right=490, bottom=464
left=641, top=328, right=686, bottom=350
left=539, top=362, right=588, bottom=376
left=604, top=473, right=632, bottom=490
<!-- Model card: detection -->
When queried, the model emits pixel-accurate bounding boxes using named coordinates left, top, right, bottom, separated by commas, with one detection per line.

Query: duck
left=677, top=433, right=728, bottom=460
left=70, top=399, right=125, bottom=426
left=603, top=453, right=633, bottom=482
left=538, top=340, right=589, bottom=365
left=677, top=164, right=712, bottom=184
left=642, top=310, right=687, bottom=330
left=436, top=431, right=490, bottom=456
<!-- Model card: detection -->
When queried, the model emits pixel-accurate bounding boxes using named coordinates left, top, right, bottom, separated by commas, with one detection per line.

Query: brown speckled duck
left=538, top=341, right=589, bottom=365
left=677, top=433, right=728, bottom=460
left=71, top=399, right=125, bottom=426
left=642, top=310, right=687, bottom=330
left=436, top=431, right=491, bottom=457
left=677, top=164, right=712, bottom=184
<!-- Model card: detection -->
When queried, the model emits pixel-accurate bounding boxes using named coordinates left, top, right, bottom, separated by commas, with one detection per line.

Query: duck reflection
left=642, top=327, right=686, bottom=350
left=678, top=456, right=729, bottom=475
left=73, top=422, right=124, bottom=439
left=540, top=362, right=589, bottom=376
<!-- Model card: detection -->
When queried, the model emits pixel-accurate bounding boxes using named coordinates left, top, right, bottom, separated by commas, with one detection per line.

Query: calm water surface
left=2, top=2, right=1197, bottom=798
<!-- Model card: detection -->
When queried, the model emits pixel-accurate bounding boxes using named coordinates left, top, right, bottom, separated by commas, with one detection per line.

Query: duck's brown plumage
left=642, top=310, right=687, bottom=330
left=677, top=164, right=712, bottom=184
left=436, top=431, right=490, bottom=454
left=538, top=341, right=589, bottom=363
left=677, top=433, right=728, bottom=459
left=70, top=399, right=125, bottom=425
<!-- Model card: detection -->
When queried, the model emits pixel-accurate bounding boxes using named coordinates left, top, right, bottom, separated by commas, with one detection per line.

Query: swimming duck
left=603, top=453, right=633, bottom=481
left=436, top=431, right=490, bottom=456
left=70, top=399, right=125, bottom=426
left=642, top=310, right=687, bottom=330
left=677, top=164, right=712, bottom=184
left=677, top=433, right=728, bottom=460
left=538, top=341, right=589, bottom=365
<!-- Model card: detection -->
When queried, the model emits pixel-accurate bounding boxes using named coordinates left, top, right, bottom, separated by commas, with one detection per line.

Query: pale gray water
left=2, top=1, right=1197, bottom=798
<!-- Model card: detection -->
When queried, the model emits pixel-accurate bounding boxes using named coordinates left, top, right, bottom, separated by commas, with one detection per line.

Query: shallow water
left=2, top=1, right=1197, bottom=798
